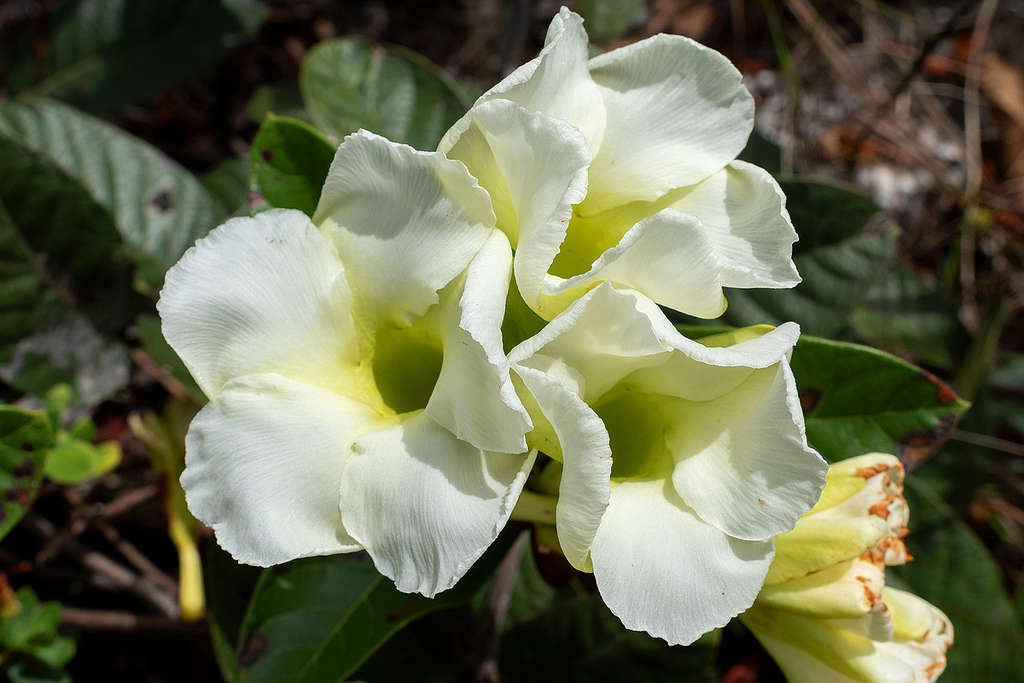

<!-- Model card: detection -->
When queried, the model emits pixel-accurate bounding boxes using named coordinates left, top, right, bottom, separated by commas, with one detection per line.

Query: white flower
left=507, top=284, right=826, bottom=644
left=438, top=7, right=799, bottom=320
left=159, top=131, right=534, bottom=596
left=744, top=454, right=953, bottom=683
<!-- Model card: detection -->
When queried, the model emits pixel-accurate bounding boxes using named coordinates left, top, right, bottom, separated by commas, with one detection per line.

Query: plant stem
left=509, top=490, right=557, bottom=526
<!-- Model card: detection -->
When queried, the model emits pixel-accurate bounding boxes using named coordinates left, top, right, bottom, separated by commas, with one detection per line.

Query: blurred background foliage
left=0, top=0, right=1022, bottom=681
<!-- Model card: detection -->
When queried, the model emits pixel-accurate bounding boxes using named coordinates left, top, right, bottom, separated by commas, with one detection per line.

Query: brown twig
left=61, top=607, right=203, bottom=633
left=130, top=348, right=193, bottom=403
left=93, top=520, right=179, bottom=596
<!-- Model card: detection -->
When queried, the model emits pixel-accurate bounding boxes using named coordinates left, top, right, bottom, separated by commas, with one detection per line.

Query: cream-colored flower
left=160, top=131, right=534, bottom=596
left=743, top=453, right=953, bottom=682
left=438, top=7, right=798, bottom=320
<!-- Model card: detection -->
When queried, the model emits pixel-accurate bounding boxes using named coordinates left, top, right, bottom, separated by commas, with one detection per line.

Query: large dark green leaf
left=300, top=38, right=471, bottom=150
left=719, top=179, right=895, bottom=337
left=6, top=0, right=266, bottom=113
left=0, top=98, right=223, bottom=291
left=0, top=407, right=53, bottom=541
left=250, top=115, right=336, bottom=217
left=232, top=538, right=510, bottom=683
left=889, top=477, right=1024, bottom=682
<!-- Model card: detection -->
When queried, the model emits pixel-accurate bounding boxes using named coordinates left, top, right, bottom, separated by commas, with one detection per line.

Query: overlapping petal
left=590, top=480, right=774, bottom=646
left=338, top=413, right=535, bottom=596
left=314, top=130, right=496, bottom=328
left=182, top=373, right=382, bottom=566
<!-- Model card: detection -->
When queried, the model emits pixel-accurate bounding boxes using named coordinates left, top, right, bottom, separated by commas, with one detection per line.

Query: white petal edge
left=313, top=129, right=495, bottom=328
left=157, top=208, right=359, bottom=400
left=583, top=33, right=754, bottom=213
left=427, top=229, right=532, bottom=454
left=338, top=412, right=536, bottom=597
left=591, top=480, right=774, bottom=645
left=513, top=364, right=611, bottom=571
left=182, top=373, right=381, bottom=566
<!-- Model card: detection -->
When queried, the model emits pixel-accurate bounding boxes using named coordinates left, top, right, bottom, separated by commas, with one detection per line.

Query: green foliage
left=6, top=0, right=266, bottom=113
left=0, top=408, right=52, bottom=542
left=250, top=115, right=337, bottom=217
left=202, top=157, right=253, bottom=217
left=0, top=587, right=75, bottom=683
left=720, top=178, right=897, bottom=337
left=889, top=478, right=1024, bottom=682
left=576, top=0, right=646, bottom=43
left=39, top=384, right=121, bottom=485
left=0, top=98, right=224, bottom=291
left=300, top=38, right=472, bottom=150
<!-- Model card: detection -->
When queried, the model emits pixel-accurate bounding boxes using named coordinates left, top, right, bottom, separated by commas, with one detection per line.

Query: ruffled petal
left=591, top=480, right=773, bottom=645
left=440, top=7, right=605, bottom=153
left=440, top=100, right=591, bottom=312
left=182, top=373, right=382, bottom=566
left=157, top=209, right=359, bottom=399
left=513, top=364, right=611, bottom=571
left=427, top=230, right=531, bottom=453
left=314, top=130, right=495, bottom=328
left=583, top=34, right=754, bottom=213
left=669, top=361, right=826, bottom=541
left=338, top=412, right=535, bottom=597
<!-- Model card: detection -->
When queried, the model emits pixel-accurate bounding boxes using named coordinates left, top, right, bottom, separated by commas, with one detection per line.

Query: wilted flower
left=438, top=7, right=799, bottom=320
left=160, top=131, right=534, bottom=596
left=507, top=284, right=826, bottom=644
left=743, top=453, right=953, bottom=682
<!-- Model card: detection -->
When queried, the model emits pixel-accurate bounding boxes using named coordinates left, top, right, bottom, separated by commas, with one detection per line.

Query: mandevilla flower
left=743, top=453, right=953, bottom=682
left=507, top=284, right=826, bottom=644
left=438, top=7, right=799, bottom=320
left=159, top=131, right=535, bottom=596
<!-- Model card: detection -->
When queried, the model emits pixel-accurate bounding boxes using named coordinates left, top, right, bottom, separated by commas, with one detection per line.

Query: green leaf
left=889, top=477, right=1024, bottom=682
left=736, top=129, right=782, bottom=175
left=246, top=81, right=311, bottom=125
left=250, top=115, right=336, bottom=216
left=202, top=157, right=252, bottom=217
left=0, top=408, right=52, bottom=541
left=849, top=263, right=969, bottom=371
left=0, top=588, right=74, bottom=683
left=42, top=432, right=120, bottom=485
left=8, top=0, right=266, bottom=113
left=577, top=0, right=646, bottom=43
left=0, top=98, right=223, bottom=291
left=300, top=38, right=471, bottom=150
left=718, top=180, right=895, bottom=337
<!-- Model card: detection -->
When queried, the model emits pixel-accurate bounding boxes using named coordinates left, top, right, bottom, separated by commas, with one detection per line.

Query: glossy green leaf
left=0, top=98, right=223, bottom=291
left=0, top=408, right=52, bottom=541
left=300, top=38, right=471, bottom=150
left=680, top=327, right=969, bottom=466
left=577, top=0, right=645, bottom=43
left=718, top=179, right=895, bottom=337
left=7, top=0, right=266, bottom=113
left=43, top=433, right=120, bottom=485
left=889, top=477, right=1024, bottom=682
left=250, top=115, right=336, bottom=217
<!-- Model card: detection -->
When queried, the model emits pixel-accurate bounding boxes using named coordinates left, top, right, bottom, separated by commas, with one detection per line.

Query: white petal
left=670, top=161, right=800, bottom=288
left=583, top=34, right=754, bottom=213
left=182, top=373, right=382, bottom=566
left=440, top=100, right=591, bottom=313
left=669, top=362, right=826, bottom=541
left=440, top=7, right=605, bottom=153
left=513, top=364, right=611, bottom=571
left=314, top=130, right=495, bottom=327
left=338, top=412, right=535, bottom=597
left=591, top=480, right=773, bottom=645
left=426, top=230, right=531, bottom=453
left=158, top=209, right=359, bottom=399
left=541, top=209, right=728, bottom=320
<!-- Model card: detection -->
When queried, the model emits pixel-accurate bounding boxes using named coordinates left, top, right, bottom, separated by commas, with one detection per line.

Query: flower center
left=594, top=388, right=675, bottom=481
left=371, top=320, right=444, bottom=415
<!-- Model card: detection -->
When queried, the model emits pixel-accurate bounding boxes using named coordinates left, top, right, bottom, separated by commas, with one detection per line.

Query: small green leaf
left=250, top=115, right=336, bottom=217
left=0, top=408, right=53, bottom=542
left=300, top=38, right=471, bottom=150
left=43, top=432, right=120, bottom=485
left=718, top=179, right=894, bottom=337
left=577, top=0, right=646, bottom=43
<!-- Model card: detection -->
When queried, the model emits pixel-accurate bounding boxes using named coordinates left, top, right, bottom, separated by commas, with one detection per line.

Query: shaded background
left=1, top=0, right=1023, bottom=681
